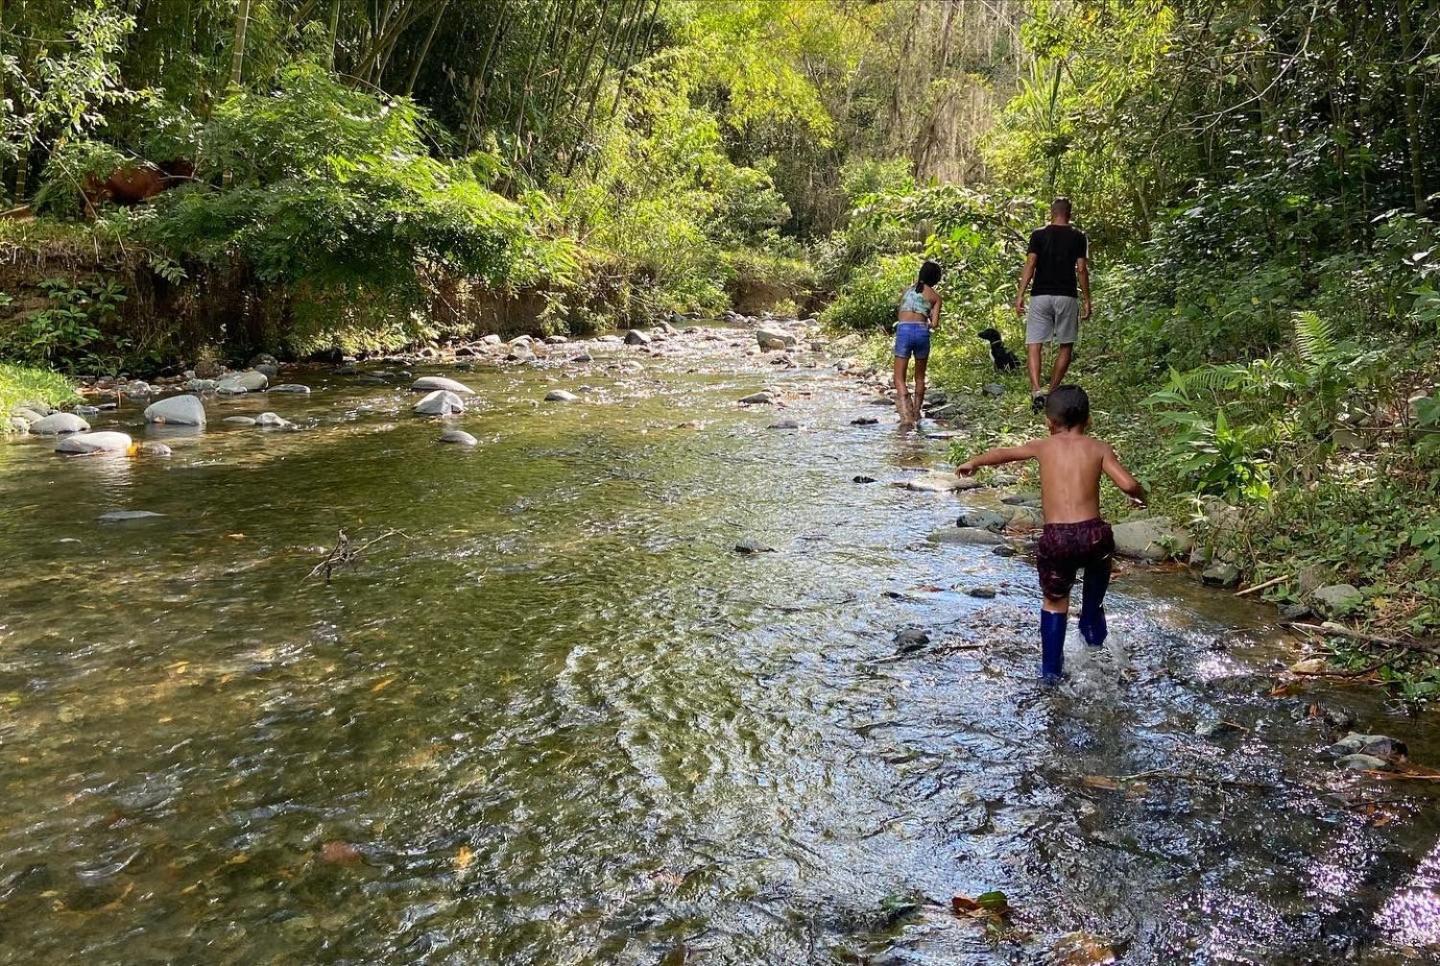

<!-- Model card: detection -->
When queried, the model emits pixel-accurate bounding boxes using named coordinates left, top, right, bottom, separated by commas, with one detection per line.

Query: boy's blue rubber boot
left=1040, top=609, right=1067, bottom=683
left=1078, top=562, right=1111, bottom=647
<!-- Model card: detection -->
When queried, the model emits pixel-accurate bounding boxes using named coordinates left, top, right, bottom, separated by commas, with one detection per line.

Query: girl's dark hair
left=915, top=260, right=942, bottom=293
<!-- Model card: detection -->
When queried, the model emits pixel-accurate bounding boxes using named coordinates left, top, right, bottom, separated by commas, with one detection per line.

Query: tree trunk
left=327, top=0, right=342, bottom=70
left=1397, top=0, right=1428, bottom=215
left=464, top=3, right=509, bottom=153
left=404, top=0, right=449, bottom=95
left=604, top=0, right=657, bottom=125
left=230, top=0, right=252, bottom=87
left=565, top=0, right=637, bottom=176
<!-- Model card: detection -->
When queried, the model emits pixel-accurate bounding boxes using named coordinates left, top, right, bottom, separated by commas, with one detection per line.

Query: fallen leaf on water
left=952, top=889, right=1011, bottom=920
left=371, top=676, right=396, bottom=693
left=228, top=853, right=249, bottom=865
left=1080, top=775, right=1121, bottom=791
left=320, top=841, right=363, bottom=865
left=1289, top=658, right=1327, bottom=674
left=454, top=846, right=473, bottom=871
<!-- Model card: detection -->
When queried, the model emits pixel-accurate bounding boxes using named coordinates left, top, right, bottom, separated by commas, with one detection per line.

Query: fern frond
left=1293, top=310, right=1336, bottom=363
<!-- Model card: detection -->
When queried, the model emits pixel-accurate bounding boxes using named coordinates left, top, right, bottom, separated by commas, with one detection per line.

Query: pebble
left=967, top=586, right=998, bottom=599
left=738, top=391, right=774, bottom=405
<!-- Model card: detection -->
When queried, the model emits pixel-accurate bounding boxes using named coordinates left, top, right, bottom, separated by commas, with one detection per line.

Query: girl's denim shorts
left=893, top=322, right=931, bottom=360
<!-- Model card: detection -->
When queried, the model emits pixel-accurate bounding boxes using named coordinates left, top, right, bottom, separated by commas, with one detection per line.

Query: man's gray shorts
left=1026, top=295, right=1080, bottom=345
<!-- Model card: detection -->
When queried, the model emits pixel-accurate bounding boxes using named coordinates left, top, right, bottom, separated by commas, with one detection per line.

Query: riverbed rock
left=1202, top=562, right=1242, bottom=587
left=217, top=370, right=269, bottom=394
left=481, top=334, right=503, bottom=346
left=930, top=527, right=1007, bottom=546
left=1007, top=505, right=1045, bottom=530
left=956, top=507, right=1011, bottom=532
left=853, top=475, right=877, bottom=484
left=982, top=383, right=1005, bottom=398
left=1112, top=516, right=1193, bottom=561
left=1278, top=601, right=1313, bottom=621
left=439, top=429, right=478, bottom=446
left=1328, top=732, right=1407, bottom=761
left=30, top=412, right=89, bottom=435
left=894, top=629, right=929, bottom=653
left=1000, top=491, right=1041, bottom=506
left=143, top=394, right=206, bottom=427
left=268, top=384, right=311, bottom=394
left=739, top=391, right=774, bottom=405
left=1049, top=931, right=1120, bottom=966
left=254, top=363, right=280, bottom=381
left=734, top=537, right=775, bottom=555
left=624, top=329, right=651, bottom=345
left=223, top=416, right=257, bottom=426
left=56, top=431, right=132, bottom=454
left=255, top=412, right=292, bottom=429
left=905, top=471, right=977, bottom=493
left=570, top=350, right=594, bottom=363
left=139, top=442, right=172, bottom=457
left=6, top=416, right=28, bottom=434
left=412, top=376, right=475, bottom=395
left=768, top=419, right=801, bottom=430
left=11, top=406, right=45, bottom=425
left=544, top=389, right=579, bottom=403
left=186, top=378, right=219, bottom=393
left=968, top=586, right=998, bottom=599
left=992, top=544, right=1017, bottom=557
left=756, top=327, right=798, bottom=350
left=1311, top=583, right=1363, bottom=617
left=851, top=416, right=879, bottom=426
left=249, top=352, right=279, bottom=368
left=414, top=390, right=465, bottom=416
left=1337, top=753, right=1391, bottom=772
left=99, top=510, right=163, bottom=523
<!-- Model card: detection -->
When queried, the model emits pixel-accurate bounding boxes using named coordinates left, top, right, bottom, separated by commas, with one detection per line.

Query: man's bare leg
left=1027, top=343, right=1044, bottom=394
left=1048, top=343, right=1074, bottom=393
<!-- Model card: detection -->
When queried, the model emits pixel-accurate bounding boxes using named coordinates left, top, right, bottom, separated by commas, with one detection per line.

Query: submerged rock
left=851, top=416, right=879, bottom=426
left=544, top=389, right=579, bottom=403
left=143, top=394, right=206, bottom=426
left=1328, top=732, right=1407, bottom=761
left=438, top=429, right=478, bottom=446
left=738, top=391, right=774, bottom=405
left=1337, top=753, right=1390, bottom=772
left=734, top=537, right=774, bottom=555
left=853, top=475, right=877, bottom=484
left=255, top=412, right=292, bottom=429
left=139, top=442, right=172, bottom=457
left=905, top=471, right=976, bottom=493
left=624, top=329, right=651, bottom=345
left=56, top=432, right=132, bottom=455
left=956, top=507, right=1010, bottom=532
left=967, top=586, right=998, bottom=599
left=1202, top=562, right=1241, bottom=587
left=414, top=390, right=465, bottom=416
left=99, top=510, right=164, bottom=523
left=768, top=419, right=800, bottom=430
left=894, top=629, right=929, bottom=653
left=268, top=384, right=311, bottom=394
left=412, top=376, right=475, bottom=395
left=30, top=412, right=89, bottom=435
left=930, top=527, right=1006, bottom=546
left=223, top=416, right=257, bottom=426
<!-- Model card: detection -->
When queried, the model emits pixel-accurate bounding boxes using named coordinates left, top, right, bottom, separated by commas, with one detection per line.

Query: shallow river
left=1, top=329, right=1438, bottom=964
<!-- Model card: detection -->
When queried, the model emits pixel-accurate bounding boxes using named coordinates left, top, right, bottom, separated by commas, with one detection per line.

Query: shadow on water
left=0, top=334, right=1438, bottom=963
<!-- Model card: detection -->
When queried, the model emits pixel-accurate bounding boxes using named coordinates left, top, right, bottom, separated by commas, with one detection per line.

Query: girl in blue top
left=894, top=260, right=942, bottom=426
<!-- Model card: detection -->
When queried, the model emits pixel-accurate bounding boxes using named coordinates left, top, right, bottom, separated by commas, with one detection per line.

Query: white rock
left=268, top=384, right=311, bottom=394
left=412, top=376, right=475, bottom=395
left=439, top=429, right=478, bottom=446
left=481, top=334, right=503, bottom=345
left=414, top=390, right=465, bottom=416
left=30, top=412, right=89, bottom=435
left=56, top=431, right=132, bottom=454
left=545, top=389, right=579, bottom=403
left=255, top=412, right=292, bottom=429
left=217, top=370, right=269, bottom=393
left=144, top=394, right=207, bottom=426
left=905, top=471, right=978, bottom=493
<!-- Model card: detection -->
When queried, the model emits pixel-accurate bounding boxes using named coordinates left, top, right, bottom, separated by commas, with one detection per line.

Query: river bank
left=1, top=320, right=1438, bottom=962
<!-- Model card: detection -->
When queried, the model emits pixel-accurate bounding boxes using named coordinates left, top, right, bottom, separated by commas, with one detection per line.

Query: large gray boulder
left=412, top=376, right=475, bottom=395
left=414, top=390, right=465, bottom=416
left=624, top=328, right=652, bottom=346
left=143, top=394, right=206, bottom=427
left=1112, top=516, right=1193, bottom=561
left=56, top=431, right=132, bottom=454
left=756, top=327, right=798, bottom=350
left=217, top=370, right=269, bottom=393
left=1311, top=583, right=1363, bottom=617
left=30, top=412, right=89, bottom=435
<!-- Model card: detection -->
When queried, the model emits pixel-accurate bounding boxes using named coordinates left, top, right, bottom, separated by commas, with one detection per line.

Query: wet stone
left=439, top=430, right=478, bottom=446
left=992, top=544, right=1017, bottom=557
left=99, top=510, right=164, bottom=523
left=767, top=419, right=800, bottom=430
left=544, top=389, right=579, bottom=403
left=1337, top=753, right=1390, bottom=772
left=853, top=475, right=877, bottom=484
left=412, top=376, right=475, bottom=395
left=957, top=508, right=1010, bottom=532
left=894, top=629, right=929, bottom=653
left=734, top=537, right=775, bottom=555
left=1328, top=732, right=1407, bottom=761
left=851, top=416, right=879, bottom=425
left=56, top=432, right=133, bottom=455
left=967, top=586, right=998, bottom=599
left=930, top=527, right=1006, bottom=546
left=30, top=413, right=89, bottom=435
left=738, top=391, right=774, bottom=405
left=624, top=329, right=651, bottom=345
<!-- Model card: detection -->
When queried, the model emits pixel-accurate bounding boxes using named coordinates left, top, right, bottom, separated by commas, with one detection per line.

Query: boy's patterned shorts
left=1035, top=518, right=1114, bottom=599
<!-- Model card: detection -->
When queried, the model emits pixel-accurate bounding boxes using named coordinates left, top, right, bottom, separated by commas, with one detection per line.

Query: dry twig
left=305, top=528, right=407, bottom=584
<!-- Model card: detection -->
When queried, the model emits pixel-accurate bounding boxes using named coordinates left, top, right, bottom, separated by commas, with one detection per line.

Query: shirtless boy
left=956, top=386, right=1146, bottom=682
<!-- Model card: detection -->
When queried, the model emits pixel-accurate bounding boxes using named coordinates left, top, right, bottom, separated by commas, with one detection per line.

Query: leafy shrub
left=821, top=252, right=917, bottom=331
left=0, top=277, right=126, bottom=372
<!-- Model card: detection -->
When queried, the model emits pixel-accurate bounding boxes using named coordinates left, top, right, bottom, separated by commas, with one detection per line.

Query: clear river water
left=1, top=326, right=1438, bottom=964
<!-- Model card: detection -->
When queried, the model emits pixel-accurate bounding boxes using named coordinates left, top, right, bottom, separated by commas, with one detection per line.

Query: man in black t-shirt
left=1014, top=197, right=1091, bottom=414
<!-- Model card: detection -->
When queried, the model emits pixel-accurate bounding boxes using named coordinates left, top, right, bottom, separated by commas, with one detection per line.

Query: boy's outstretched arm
left=1102, top=444, right=1147, bottom=505
left=957, top=440, right=1039, bottom=476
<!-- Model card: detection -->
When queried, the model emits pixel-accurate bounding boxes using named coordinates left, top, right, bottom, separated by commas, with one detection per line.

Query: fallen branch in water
left=1235, top=574, right=1289, bottom=597
left=1287, top=622, right=1440, bottom=658
left=305, top=528, right=407, bottom=585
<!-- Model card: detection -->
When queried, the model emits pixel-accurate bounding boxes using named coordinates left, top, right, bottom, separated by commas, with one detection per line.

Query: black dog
left=978, top=327, right=1020, bottom=371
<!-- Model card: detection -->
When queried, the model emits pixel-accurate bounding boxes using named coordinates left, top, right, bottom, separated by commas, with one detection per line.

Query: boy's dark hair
left=1051, top=196, right=1073, bottom=219
left=1046, top=384, right=1089, bottom=428
left=915, top=259, right=942, bottom=293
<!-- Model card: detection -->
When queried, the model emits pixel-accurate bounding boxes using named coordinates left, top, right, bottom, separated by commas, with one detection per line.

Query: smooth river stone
left=268, top=384, right=311, bottom=394
left=544, top=389, right=579, bottom=403
left=412, top=376, right=475, bottom=395
left=217, top=370, right=269, bottom=393
left=144, top=394, right=206, bottom=426
left=223, top=416, right=257, bottom=426
left=30, top=412, right=89, bottom=435
left=99, top=510, right=164, bottom=522
left=414, top=390, right=465, bottom=416
left=255, top=412, right=292, bottom=429
left=438, top=429, right=477, bottom=446
left=905, top=470, right=977, bottom=493
left=56, top=431, right=132, bottom=454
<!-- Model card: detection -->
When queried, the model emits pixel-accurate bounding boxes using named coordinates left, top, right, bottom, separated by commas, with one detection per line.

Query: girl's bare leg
left=893, top=356, right=913, bottom=424
left=913, top=354, right=928, bottom=420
